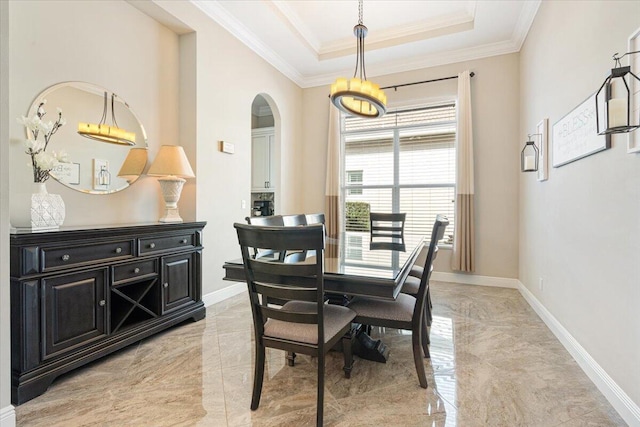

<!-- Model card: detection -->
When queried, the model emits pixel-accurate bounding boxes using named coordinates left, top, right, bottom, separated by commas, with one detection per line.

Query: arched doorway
left=250, top=94, right=280, bottom=217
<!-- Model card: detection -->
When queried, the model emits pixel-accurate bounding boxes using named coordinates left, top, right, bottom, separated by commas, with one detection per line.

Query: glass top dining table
left=223, top=231, right=424, bottom=300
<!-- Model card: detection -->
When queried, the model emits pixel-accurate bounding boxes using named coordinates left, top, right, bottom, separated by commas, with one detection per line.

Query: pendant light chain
left=329, top=0, right=387, bottom=118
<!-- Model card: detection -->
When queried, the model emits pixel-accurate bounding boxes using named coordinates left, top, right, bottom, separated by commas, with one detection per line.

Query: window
left=342, top=104, right=456, bottom=263
left=346, top=170, right=363, bottom=195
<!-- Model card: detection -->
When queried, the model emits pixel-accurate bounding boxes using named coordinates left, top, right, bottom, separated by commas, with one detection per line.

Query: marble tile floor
left=16, top=281, right=626, bottom=426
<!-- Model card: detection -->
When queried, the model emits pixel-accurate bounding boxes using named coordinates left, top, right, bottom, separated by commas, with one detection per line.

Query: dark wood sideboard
left=9, top=222, right=207, bottom=404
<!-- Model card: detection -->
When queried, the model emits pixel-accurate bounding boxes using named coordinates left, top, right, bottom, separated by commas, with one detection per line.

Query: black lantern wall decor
left=595, top=50, right=640, bottom=135
left=521, top=134, right=540, bottom=173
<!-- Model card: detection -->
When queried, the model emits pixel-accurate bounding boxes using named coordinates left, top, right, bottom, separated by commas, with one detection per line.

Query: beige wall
left=519, top=0, right=640, bottom=412
left=153, top=1, right=304, bottom=294
left=1, top=0, right=12, bottom=422
left=301, top=54, right=521, bottom=278
left=5, top=0, right=305, bottom=302
left=8, top=0, right=179, bottom=226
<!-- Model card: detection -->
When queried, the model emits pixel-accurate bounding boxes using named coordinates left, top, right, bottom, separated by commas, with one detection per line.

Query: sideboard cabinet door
left=161, top=252, right=196, bottom=314
left=42, top=268, right=108, bottom=361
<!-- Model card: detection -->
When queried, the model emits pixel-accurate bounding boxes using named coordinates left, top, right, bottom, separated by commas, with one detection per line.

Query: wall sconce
left=147, top=145, right=195, bottom=223
left=521, top=134, right=540, bottom=172
left=595, top=50, right=640, bottom=135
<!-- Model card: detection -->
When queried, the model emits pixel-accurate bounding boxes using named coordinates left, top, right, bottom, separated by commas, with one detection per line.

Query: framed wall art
left=536, top=118, right=548, bottom=181
left=552, top=93, right=610, bottom=167
left=50, top=162, right=80, bottom=185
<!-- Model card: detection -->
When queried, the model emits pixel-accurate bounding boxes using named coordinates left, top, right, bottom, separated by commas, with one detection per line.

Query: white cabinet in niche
left=251, top=127, right=275, bottom=192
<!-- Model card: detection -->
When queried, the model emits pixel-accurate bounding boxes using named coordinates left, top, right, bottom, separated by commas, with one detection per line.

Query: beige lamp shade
left=117, top=148, right=148, bottom=181
left=148, top=145, right=195, bottom=178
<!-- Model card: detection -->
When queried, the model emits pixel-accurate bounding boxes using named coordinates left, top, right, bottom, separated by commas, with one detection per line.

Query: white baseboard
left=202, top=282, right=246, bottom=307
left=517, top=281, right=640, bottom=427
left=0, top=405, right=15, bottom=427
left=432, top=271, right=519, bottom=289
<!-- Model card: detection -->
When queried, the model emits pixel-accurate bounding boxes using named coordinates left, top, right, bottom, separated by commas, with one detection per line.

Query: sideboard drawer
left=139, top=233, right=195, bottom=255
left=112, top=259, right=158, bottom=284
left=43, top=240, right=134, bottom=271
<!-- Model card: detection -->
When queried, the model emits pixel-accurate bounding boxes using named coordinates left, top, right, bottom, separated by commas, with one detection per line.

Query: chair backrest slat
left=254, top=282, right=318, bottom=302
left=249, top=258, right=317, bottom=277
left=305, top=213, right=325, bottom=225
left=260, top=306, right=318, bottom=324
left=246, top=215, right=285, bottom=226
left=282, top=214, right=308, bottom=226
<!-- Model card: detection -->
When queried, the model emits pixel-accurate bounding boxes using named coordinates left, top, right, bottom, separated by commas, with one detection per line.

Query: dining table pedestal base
left=351, top=324, right=390, bottom=363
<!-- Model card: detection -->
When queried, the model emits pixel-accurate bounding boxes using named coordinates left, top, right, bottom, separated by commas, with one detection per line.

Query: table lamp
left=117, top=147, right=148, bottom=184
left=147, top=145, right=195, bottom=223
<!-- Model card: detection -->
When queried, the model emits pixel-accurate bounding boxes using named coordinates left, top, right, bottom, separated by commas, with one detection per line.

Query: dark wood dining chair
left=348, top=215, right=448, bottom=388
left=245, top=214, right=284, bottom=226
left=282, top=214, right=308, bottom=226
left=369, top=212, right=406, bottom=244
left=305, top=213, right=325, bottom=225
left=244, top=215, right=285, bottom=259
left=234, top=223, right=356, bottom=427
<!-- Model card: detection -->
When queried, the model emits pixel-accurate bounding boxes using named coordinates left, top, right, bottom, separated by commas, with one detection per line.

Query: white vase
left=18, top=182, right=65, bottom=230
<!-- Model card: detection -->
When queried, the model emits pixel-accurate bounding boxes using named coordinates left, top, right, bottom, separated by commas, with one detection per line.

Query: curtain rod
left=382, top=71, right=475, bottom=91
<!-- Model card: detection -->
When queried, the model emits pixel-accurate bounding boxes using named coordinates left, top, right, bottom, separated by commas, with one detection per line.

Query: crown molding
left=302, top=39, right=521, bottom=88
left=319, top=12, right=475, bottom=60
left=191, top=0, right=306, bottom=86
left=252, top=105, right=274, bottom=117
left=190, top=0, right=541, bottom=89
left=269, top=0, right=321, bottom=53
left=512, top=0, right=541, bottom=50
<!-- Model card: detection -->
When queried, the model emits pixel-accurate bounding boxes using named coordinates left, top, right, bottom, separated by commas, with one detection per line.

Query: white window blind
left=342, top=104, right=456, bottom=267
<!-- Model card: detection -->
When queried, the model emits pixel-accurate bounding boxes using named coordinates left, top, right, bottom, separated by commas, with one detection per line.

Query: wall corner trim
left=202, top=282, right=246, bottom=307
left=0, top=405, right=16, bottom=427
left=517, top=281, right=640, bottom=427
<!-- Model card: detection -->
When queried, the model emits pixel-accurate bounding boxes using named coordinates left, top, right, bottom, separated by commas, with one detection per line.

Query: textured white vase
left=30, top=182, right=65, bottom=230
left=11, top=182, right=66, bottom=231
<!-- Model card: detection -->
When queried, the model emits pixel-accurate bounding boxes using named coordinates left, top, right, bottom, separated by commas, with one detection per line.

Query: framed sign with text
left=50, top=162, right=80, bottom=185
left=552, top=94, right=610, bottom=167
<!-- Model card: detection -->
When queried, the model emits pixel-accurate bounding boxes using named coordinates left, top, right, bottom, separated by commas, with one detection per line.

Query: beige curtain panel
left=325, top=103, right=341, bottom=260
left=451, top=70, right=475, bottom=272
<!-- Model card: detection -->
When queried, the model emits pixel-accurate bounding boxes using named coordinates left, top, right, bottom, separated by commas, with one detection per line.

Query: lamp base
left=157, top=176, right=186, bottom=223
left=159, top=207, right=183, bottom=223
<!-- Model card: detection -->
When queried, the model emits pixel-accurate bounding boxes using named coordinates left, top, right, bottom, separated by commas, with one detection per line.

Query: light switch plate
left=219, top=140, right=235, bottom=154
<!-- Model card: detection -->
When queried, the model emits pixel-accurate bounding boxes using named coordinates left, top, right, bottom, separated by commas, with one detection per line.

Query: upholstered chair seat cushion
left=410, top=265, right=424, bottom=278
left=348, top=293, right=416, bottom=323
left=263, top=301, right=356, bottom=345
left=401, top=275, right=421, bottom=296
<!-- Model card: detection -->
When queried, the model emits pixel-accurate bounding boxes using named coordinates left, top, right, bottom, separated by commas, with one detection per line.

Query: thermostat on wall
left=219, top=141, right=235, bottom=154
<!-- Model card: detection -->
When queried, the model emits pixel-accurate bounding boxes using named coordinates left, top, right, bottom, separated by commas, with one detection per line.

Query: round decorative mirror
left=27, top=82, right=148, bottom=194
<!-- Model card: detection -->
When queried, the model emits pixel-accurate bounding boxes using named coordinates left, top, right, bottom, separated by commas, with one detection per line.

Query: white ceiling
left=192, top=0, right=541, bottom=88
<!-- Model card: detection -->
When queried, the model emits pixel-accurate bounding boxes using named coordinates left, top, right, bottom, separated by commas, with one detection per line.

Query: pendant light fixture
left=78, top=92, right=136, bottom=146
left=330, top=0, right=387, bottom=118
left=595, top=50, right=640, bottom=135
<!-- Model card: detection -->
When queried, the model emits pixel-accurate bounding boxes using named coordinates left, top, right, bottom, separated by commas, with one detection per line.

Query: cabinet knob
left=149, top=243, right=156, bottom=249
left=134, top=267, right=140, bottom=274
left=180, top=239, right=187, bottom=244
left=62, top=254, right=70, bottom=261
left=163, top=283, right=169, bottom=288
left=99, top=300, right=106, bottom=307
left=115, top=247, right=122, bottom=254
